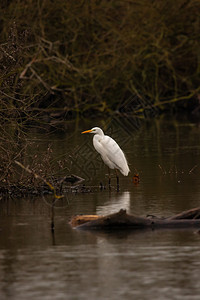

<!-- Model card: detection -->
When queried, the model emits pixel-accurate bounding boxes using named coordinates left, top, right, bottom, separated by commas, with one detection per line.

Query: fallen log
left=166, top=206, right=200, bottom=220
left=70, top=215, right=101, bottom=227
left=70, top=207, right=200, bottom=230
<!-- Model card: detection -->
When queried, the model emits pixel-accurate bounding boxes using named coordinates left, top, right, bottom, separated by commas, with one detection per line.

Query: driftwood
left=70, top=207, right=200, bottom=230
left=62, top=174, right=85, bottom=184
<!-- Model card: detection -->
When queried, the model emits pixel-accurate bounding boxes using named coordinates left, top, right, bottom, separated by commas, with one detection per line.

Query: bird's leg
left=108, top=167, right=111, bottom=189
left=99, top=182, right=103, bottom=191
left=115, top=169, right=119, bottom=192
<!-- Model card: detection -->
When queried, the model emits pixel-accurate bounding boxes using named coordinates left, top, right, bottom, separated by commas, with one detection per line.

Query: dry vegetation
left=0, top=0, right=200, bottom=116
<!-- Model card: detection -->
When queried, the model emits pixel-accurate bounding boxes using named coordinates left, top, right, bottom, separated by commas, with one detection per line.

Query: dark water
left=1, top=117, right=200, bottom=300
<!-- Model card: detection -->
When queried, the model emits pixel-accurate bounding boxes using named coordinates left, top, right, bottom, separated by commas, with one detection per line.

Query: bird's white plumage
left=83, top=127, right=130, bottom=176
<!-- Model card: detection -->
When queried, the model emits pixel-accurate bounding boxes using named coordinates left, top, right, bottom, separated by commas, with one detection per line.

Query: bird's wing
left=101, top=136, right=128, bottom=170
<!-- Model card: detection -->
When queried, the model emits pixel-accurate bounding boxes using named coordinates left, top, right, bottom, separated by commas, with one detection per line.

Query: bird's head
left=82, top=127, right=103, bottom=135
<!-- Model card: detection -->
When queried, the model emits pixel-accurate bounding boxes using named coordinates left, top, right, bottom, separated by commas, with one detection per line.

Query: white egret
left=81, top=127, right=130, bottom=189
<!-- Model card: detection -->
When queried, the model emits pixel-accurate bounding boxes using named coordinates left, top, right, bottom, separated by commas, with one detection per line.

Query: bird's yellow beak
left=81, top=129, right=92, bottom=134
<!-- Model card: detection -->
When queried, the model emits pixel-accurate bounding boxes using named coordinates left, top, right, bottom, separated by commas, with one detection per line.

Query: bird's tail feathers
left=120, top=165, right=130, bottom=176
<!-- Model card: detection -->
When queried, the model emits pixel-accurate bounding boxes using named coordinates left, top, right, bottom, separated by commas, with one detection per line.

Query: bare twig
left=189, top=165, right=198, bottom=174
left=15, top=160, right=63, bottom=199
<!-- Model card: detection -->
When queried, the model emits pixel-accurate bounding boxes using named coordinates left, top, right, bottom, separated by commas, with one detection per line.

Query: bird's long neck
left=94, top=129, right=104, bottom=141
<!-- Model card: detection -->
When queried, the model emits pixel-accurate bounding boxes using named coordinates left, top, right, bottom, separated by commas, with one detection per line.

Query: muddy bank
left=0, top=175, right=88, bottom=198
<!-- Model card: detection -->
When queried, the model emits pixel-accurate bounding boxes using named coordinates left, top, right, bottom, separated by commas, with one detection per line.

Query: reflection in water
left=96, top=191, right=130, bottom=215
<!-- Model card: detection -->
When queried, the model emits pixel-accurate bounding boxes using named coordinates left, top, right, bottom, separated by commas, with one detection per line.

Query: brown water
left=1, top=116, right=200, bottom=300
